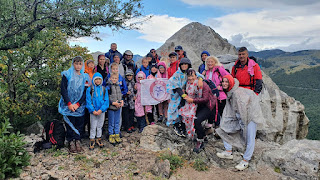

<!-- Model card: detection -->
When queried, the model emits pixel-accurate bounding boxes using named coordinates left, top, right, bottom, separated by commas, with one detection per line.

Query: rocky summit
left=157, top=22, right=237, bottom=68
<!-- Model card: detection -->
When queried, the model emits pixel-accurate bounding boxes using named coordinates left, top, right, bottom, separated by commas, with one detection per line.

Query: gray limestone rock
left=262, top=139, right=320, bottom=179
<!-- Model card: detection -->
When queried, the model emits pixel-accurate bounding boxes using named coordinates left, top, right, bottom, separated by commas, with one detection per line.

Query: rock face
left=262, top=139, right=320, bottom=179
left=156, top=22, right=237, bottom=68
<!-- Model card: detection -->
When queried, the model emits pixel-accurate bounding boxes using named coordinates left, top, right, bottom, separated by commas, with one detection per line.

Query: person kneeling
left=215, top=75, right=265, bottom=170
left=183, top=69, right=217, bottom=153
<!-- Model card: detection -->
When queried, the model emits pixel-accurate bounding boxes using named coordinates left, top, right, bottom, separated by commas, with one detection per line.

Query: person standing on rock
left=58, top=56, right=89, bottom=153
left=167, top=52, right=179, bottom=79
left=106, top=71, right=124, bottom=144
left=150, top=49, right=161, bottom=64
left=198, top=51, right=210, bottom=75
left=86, top=72, right=109, bottom=150
left=95, top=54, right=109, bottom=81
left=134, top=71, right=148, bottom=133
left=183, top=69, right=217, bottom=153
left=121, top=50, right=137, bottom=76
left=215, top=74, right=265, bottom=170
left=166, top=58, right=203, bottom=137
left=175, top=45, right=187, bottom=61
left=105, top=43, right=122, bottom=64
left=110, top=53, right=125, bottom=78
left=204, top=56, right=230, bottom=127
left=231, top=47, right=262, bottom=95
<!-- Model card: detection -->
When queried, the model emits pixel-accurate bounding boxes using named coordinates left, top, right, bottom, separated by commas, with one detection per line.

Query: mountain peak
left=157, top=22, right=236, bottom=67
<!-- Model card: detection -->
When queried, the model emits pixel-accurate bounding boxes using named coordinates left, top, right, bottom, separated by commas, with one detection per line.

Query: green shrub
left=159, top=151, right=184, bottom=173
left=0, top=119, right=31, bottom=179
left=192, top=158, right=208, bottom=171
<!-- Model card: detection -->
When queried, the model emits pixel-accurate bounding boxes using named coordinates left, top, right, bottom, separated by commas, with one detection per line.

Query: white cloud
left=133, top=14, right=192, bottom=43
left=204, top=6, right=320, bottom=51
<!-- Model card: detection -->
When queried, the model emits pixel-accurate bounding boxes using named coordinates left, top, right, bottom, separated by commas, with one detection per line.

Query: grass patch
left=192, top=158, right=208, bottom=171
left=158, top=151, right=184, bottom=174
left=274, top=166, right=281, bottom=173
left=74, top=154, right=87, bottom=161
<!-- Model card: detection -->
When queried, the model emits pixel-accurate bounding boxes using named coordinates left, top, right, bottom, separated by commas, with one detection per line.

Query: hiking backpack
left=44, top=120, right=66, bottom=149
left=203, top=79, right=219, bottom=98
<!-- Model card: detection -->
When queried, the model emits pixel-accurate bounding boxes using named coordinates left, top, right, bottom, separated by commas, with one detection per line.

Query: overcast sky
left=70, top=0, right=320, bottom=56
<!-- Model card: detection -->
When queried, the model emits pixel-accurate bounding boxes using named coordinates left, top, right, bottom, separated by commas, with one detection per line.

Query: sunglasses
left=151, top=51, right=156, bottom=53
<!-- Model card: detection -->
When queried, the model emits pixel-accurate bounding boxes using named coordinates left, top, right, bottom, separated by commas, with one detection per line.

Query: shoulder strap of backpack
left=49, top=122, right=57, bottom=145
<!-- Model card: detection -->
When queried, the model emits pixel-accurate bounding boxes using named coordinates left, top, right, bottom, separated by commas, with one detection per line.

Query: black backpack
left=44, top=120, right=66, bottom=149
left=203, top=79, right=219, bottom=98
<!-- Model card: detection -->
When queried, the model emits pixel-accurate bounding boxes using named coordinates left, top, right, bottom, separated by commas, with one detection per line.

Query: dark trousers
left=82, top=109, right=90, bottom=137
left=136, top=116, right=146, bottom=130
left=122, top=107, right=134, bottom=130
left=218, top=99, right=226, bottom=117
left=65, top=115, right=84, bottom=142
left=195, top=105, right=215, bottom=139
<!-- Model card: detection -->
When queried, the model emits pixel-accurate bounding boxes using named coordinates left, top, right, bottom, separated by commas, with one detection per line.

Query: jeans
left=108, top=109, right=121, bottom=135
left=223, top=121, right=257, bottom=161
left=65, top=115, right=84, bottom=142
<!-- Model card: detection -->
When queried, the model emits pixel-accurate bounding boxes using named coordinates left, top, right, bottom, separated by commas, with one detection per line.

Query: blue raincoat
left=166, top=68, right=203, bottom=126
left=86, top=73, right=109, bottom=114
left=58, top=58, right=89, bottom=135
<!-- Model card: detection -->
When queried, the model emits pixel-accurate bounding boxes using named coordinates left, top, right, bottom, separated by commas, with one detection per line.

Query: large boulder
left=262, top=139, right=320, bottom=179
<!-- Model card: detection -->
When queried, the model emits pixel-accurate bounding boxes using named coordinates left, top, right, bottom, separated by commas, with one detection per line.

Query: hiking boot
left=173, top=125, right=184, bottom=137
left=89, top=139, right=95, bottom=150
left=75, top=140, right=84, bottom=153
left=127, top=128, right=132, bottom=133
left=69, top=141, right=77, bottom=154
left=235, top=160, right=249, bottom=170
left=130, top=126, right=136, bottom=132
left=193, top=139, right=205, bottom=153
left=96, top=138, right=104, bottom=148
left=138, top=128, right=144, bottom=133
left=158, top=115, right=163, bottom=123
left=109, top=134, right=116, bottom=144
left=216, top=151, right=233, bottom=160
left=114, top=134, right=122, bottom=143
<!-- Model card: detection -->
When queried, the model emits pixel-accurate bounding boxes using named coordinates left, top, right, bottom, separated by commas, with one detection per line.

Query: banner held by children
left=141, top=78, right=169, bottom=105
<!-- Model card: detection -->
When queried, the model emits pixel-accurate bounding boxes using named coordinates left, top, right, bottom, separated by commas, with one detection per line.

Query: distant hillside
left=250, top=49, right=320, bottom=74
left=269, top=66, right=320, bottom=140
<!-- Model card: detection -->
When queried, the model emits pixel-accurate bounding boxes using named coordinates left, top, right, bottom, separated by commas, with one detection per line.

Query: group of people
left=59, top=43, right=265, bottom=170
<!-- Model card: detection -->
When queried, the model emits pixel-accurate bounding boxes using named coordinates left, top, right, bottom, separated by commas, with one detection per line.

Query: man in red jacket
left=231, top=47, right=262, bottom=95
left=167, top=52, right=180, bottom=78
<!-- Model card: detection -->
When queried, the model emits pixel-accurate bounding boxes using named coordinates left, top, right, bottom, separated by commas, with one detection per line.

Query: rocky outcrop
left=156, top=22, right=237, bottom=68
left=140, top=125, right=319, bottom=179
left=262, top=139, right=320, bottom=179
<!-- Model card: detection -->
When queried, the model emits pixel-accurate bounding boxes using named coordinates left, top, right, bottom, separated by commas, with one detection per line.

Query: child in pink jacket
left=156, top=61, right=169, bottom=123
left=134, top=71, right=147, bottom=133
